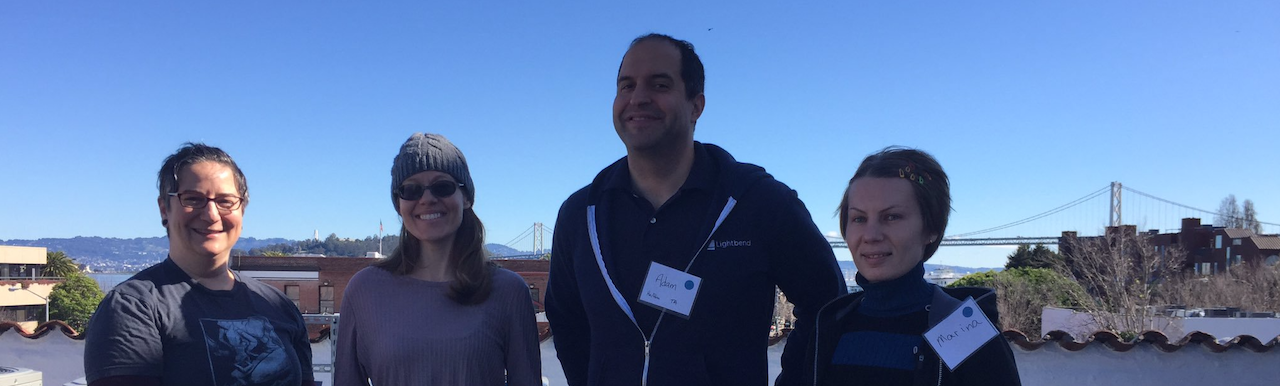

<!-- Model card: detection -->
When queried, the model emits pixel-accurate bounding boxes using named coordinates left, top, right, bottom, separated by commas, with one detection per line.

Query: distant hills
left=0, top=236, right=296, bottom=271
left=1, top=236, right=293, bottom=260
left=836, top=260, right=1001, bottom=277
left=2, top=236, right=996, bottom=273
left=0, top=236, right=543, bottom=272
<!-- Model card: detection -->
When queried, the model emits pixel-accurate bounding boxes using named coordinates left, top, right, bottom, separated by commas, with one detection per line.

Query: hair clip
left=899, top=162, right=931, bottom=186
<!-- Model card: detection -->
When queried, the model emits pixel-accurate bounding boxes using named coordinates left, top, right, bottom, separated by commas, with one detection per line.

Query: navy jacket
left=808, top=286, right=1022, bottom=386
left=545, top=142, right=846, bottom=386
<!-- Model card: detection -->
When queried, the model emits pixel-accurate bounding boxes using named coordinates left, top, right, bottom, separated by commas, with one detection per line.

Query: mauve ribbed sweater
left=333, top=266, right=541, bottom=386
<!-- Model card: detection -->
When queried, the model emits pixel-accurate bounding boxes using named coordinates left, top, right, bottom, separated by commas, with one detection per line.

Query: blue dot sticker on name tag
left=963, top=307, right=973, bottom=317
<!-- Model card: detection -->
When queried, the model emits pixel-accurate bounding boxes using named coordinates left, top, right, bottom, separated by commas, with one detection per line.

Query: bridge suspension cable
left=505, top=223, right=536, bottom=246
left=1121, top=186, right=1280, bottom=228
left=949, top=184, right=1111, bottom=239
left=504, top=222, right=557, bottom=252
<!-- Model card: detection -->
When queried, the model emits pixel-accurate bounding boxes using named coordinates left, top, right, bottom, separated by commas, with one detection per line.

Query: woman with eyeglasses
left=84, top=143, right=314, bottom=386
left=807, top=147, right=1021, bottom=386
left=334, top=133, right=540, bottom=386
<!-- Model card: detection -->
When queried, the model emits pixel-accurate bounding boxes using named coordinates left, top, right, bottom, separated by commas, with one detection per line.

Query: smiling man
left=544, top=33, right=846, bottom=386
left=84, top=143, right=313, bottom=386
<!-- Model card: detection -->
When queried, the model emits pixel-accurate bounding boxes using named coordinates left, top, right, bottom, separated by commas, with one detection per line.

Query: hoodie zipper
left=643, top=339, right=652, bottom=386
left=936, top=359, right=943, bottom=386
left=588, top=198, right=736, bottom=386
left=811, top=298, right=837, bottom=386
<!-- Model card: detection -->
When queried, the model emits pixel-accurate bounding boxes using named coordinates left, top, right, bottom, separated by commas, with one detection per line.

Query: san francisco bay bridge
left=497, top=182, right=1278, bottom=257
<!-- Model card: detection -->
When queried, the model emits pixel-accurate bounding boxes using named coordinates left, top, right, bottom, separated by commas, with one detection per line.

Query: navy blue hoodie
left=545, top=142, right=846, bottom=386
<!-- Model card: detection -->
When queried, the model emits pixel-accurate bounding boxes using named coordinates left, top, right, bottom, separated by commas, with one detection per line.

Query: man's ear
left=158, top=196, right=169, bottom=227
left=690, top=93, right=705, bottom=125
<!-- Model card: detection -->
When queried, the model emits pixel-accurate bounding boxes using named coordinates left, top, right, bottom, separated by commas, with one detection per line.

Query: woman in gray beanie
left=334, top=133, right=540, bottom=386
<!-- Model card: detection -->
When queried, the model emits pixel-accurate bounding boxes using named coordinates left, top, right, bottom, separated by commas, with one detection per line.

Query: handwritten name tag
left=923, top=297, right=1000, bottom=371
left=638, top=262, right=702, bottom=318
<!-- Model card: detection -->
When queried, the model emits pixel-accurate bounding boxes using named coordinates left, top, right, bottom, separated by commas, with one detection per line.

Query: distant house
left=229, top=255, right=373, bottom=314
left=1061, top=218, right=1280, bottom=276
left=0, top=246, right=56, bottom=332
left=227, top=255, right=550, bottom=315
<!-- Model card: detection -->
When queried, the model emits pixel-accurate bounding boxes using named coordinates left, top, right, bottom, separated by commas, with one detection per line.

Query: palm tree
left=43, top=251, right=81, bottom=278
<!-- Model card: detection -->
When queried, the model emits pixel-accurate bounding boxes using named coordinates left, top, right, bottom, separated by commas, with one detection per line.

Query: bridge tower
left=533, top=222, right=545, bottom=256
left=1110, top=181, right=1122, bottom=227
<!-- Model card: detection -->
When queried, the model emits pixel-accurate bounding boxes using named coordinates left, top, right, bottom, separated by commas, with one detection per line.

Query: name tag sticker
left=638, top=262, right=701, bottom=318
left=923, top=297, right=1000, bottom=371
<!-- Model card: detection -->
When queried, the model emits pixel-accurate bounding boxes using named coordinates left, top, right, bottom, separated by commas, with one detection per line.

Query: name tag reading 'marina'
left=638, top=262, right=702, bottom=318
left=923, top=297, right=1000, bottom=371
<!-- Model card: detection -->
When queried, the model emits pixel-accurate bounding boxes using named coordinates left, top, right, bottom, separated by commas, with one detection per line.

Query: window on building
left=1216, top=235, right=1223, bottom=249
left=285, top=285, right=300, bottom=308
left=319, top=285, right=335, bottom=314
left=1267, top=255, right=1279, bottom=266
left=1233, top=239, right=1242, bottom=246
left=0, top=305, right=43, bottom=322
left=4, top=264, right=30, bottom=278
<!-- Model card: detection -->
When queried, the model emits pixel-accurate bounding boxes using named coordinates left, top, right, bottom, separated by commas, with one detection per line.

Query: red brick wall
left=233, top=256, right=550, bottom=313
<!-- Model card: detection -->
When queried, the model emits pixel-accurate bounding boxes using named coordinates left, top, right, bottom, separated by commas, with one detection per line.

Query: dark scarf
left=854, top=262, right=933, bottom=317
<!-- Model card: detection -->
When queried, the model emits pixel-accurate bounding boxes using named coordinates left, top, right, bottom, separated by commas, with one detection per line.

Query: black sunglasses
left=396, top=180, right=464, bottom=201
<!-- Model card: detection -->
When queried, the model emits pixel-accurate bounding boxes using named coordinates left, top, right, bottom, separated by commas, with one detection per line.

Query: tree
left=1004, top=244, right=1060, bottom=270
left=1216, top=195, right=1242, bottom=228
left=1242, top=199, right=1262, bottom=234
left=48, top=274, right=105, bottom=332
left=43, top=251, right=81, bottom=278
left=1160, top=261, right=1280, bottom=314
left=1057, top=230, right=1186, bottom=337
left=951, top=268, right=1088, bottom=334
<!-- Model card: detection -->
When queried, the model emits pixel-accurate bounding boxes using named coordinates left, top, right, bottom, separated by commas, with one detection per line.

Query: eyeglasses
left=168, top=192, right=244, bottom=213
left=395, top=180, right=464, bottom=201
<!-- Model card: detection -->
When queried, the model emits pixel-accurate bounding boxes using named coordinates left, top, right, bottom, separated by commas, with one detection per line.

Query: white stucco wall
left=0, top=328, right=85, bottom=386
left=1012, top=338, right=1279, bottom=385
left=6, top=328, right=1278, bottom=386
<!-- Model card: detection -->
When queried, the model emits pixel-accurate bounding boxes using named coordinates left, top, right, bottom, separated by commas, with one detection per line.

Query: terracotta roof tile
left=0, top=321, right=83, bottom=340
left=8, top=319, right=1275, bottom=354
left=1003, top=329, right=1280, bottom=353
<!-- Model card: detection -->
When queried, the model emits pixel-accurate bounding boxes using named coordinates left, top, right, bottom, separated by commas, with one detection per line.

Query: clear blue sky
left=3, top=1, right=1277, bottom=268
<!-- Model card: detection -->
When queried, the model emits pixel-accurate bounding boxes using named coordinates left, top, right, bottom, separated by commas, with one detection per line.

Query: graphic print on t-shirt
left=200, top=316, right=298, bottom=386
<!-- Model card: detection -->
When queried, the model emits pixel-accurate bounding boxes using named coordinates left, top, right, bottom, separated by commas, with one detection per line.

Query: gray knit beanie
left=391, top=133, right=474, bottom=211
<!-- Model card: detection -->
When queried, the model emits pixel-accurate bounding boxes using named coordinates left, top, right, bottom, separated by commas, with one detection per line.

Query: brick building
left=228, top=255, right=550, bottom=314
left=1060, top=218, right=1280, bottom=275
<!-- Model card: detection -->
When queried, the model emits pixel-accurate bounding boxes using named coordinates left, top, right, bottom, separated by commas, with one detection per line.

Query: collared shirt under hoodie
left=597, top=143, right=719, bottom=336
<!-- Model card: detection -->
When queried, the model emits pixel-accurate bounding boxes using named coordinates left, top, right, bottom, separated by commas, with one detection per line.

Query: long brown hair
left=374, top=206, right=494, bottom=305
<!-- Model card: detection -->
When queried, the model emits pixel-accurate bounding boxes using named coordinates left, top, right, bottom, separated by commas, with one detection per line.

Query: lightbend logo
left=707, top=239, right=752, bottom=251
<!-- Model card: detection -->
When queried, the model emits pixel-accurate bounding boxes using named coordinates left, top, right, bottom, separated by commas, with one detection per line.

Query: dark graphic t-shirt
left=84, top=258, right=313, bottom=386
